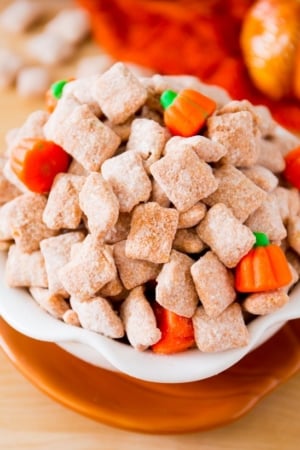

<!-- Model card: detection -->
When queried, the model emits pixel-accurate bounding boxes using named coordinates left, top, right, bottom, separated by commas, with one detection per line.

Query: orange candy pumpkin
left=151, top=303, right=195, bottom=354
left=10, top=138, right=71, bottom=194
left=283, top=146, right=300, bottom=189
left=235, top=232, right=292, bottom=293
left=240, top=0, right=300, bottom=100
left=160, top=89, right=216, bottom=137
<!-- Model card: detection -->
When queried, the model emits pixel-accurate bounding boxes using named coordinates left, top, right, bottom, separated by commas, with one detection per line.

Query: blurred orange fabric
left=78, top=0, right=300, bottom=131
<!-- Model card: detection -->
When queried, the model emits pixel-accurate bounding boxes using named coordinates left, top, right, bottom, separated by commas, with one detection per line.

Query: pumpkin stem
left=51, top=79, right=68, bottom=100
left=253, top=231, right=269, bottom=247
left=160, top=90, right=178, bottom=109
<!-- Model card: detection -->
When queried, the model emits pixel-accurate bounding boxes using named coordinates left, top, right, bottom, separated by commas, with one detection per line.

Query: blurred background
left=0, top=0, right=300, bottom=132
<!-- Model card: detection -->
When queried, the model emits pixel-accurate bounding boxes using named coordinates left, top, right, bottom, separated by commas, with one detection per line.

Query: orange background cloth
left=78, top=0, right=300, bottom=131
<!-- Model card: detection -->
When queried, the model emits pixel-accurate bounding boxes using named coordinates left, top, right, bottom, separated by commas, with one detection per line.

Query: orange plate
left=1, top=317, right=300, bottom=434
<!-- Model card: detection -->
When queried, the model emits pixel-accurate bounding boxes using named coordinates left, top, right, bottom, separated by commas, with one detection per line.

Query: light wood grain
left=1, top=347, right=300, bottom=450
left=1, top=1, right=300, bottom=448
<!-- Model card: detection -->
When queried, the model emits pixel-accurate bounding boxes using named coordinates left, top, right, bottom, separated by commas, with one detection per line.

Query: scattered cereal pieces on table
left=0, top=48, right=23, bottom=89
left=0, top=0, right=45, bottom=33
left=16, top=66, right=51, bottom=97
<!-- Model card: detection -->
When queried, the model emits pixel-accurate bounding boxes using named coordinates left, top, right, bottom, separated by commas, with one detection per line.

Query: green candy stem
left=51, top=79, right=68, bottom=100
left=253, top=231, right=270, bottom=247
left=160, top=90, right=178, bottom=109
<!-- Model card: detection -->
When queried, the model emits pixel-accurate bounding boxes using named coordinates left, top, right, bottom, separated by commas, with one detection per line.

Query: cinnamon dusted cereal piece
left=287, top=216, right=300, bottom=255
left=43, top=174, right=85, bottom=230
left=104, top=117, right=134, bottom=142
left=8, top=193, right=56, bottom=253
left=0, top=0, right=44, bottom=32
left=0, top=157, right=20, bottom=204
left=0, top=48, right=23, bottom=89
left=245, top=196, right=287, bottom=241
left=44, top=94, right=80, bottom=140
left=79, top=173, right=119, bottom=238
left=164, top=135, right=227, bottom=162
left=150, top=179, right=170, bottom=208
left=98, top=273, right=124, bottom=298
left=269, top=126, right=300, bottom=157
left=126, top=118, right=169, bottom=169
left=63, top=309, right=80, bottom=326
left=177, top=203, right=207, bottom=229
left=203, top=165, right=267, bottom=222
left=286, top=249, right=300, bottom=277
left=241, top=165, right=278, bottom=192
left=59, top=235, right=117, bottom=299
left=156, top=250, right=198, bottom=318
left=63, top=76, right=101, bottom=116
left=29, top=287, right=69, bottom=319
left=126, top=202, right=178, bottom=264
left=104, top=212, right=131, bottom=244
left=120, top=286, right=161, bottom=351
left=287, top=189, right=300, bottom=218
left=70, top=296, right=124, bottom=338
left=272, top=187, right=300, bottom=224
left=192, top=303, right=249, bottom=352
left=49, top=105, right=121, bottom=171
left=27, top=33, right=75, bottom=65
left=5, top=244, right=47, bottom=288
left=243, top=290, right=289, bottom=315
left=113, top=240, right=161, bottom=290
left=40, top=231, right=85, bottom=296
left=197, top=203, right=255, bottom=268
left=283, top=263, right=299, bottom=293
left=44, top=8, right=90, bottom=45
left=102, top=152, right=151, bottom=213
left=217, top=99, right=274, bottom=138
left=207, top=111, right=260, bottom=167
left=94, top=62, right=148, bottom=124
left=257, top=137, right=285, bottom=173
left=173, top=228, right=205, bottom=254
left=140, top=104, right=164, bottom=125
left=67, top=159, right=88, bottom=176
left=150, top=147, right=218, bottom=212
left=191, top=251, right=236, bottom=317
left=254, top=105, right=277, bottom=137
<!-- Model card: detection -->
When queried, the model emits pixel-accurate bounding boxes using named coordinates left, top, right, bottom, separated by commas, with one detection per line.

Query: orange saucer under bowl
left=1, top=317, right=300, bottom=434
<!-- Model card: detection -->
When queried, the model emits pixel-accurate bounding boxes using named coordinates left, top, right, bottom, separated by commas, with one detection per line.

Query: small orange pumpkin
left=160, top=89, right=216, bottom=137
left=235, top=232, right=292, bottom=293
left=10, top=138, right=71, bottom=194
left=240, top=0, right=300, bottom=101
left=151, top=303, right=195, bottom=354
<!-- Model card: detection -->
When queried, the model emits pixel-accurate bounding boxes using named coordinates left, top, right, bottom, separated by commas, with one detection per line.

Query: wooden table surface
left=1, top=1, right=300, bottom=448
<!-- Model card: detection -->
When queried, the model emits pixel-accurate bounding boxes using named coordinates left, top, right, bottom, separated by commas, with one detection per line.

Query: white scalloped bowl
left=1, top=251, right=300, bottom=383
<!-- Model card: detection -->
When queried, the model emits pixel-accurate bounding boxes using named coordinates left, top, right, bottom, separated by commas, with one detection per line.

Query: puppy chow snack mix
left=1, top=63, right=300, bottom=354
